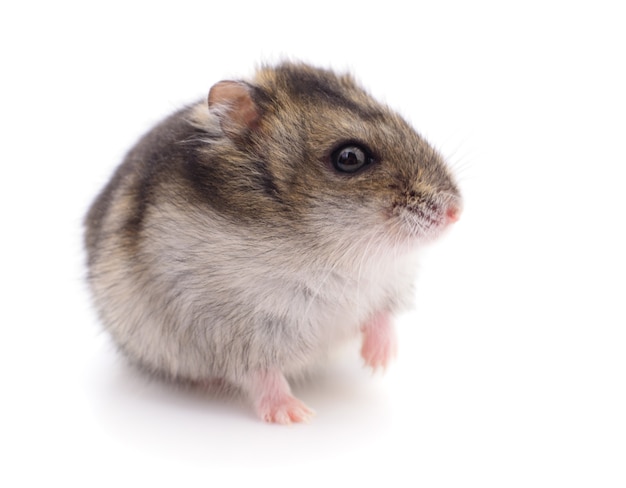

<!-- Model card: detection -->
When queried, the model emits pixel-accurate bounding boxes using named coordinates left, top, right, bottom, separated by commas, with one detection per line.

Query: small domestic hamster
left=84, top=62, right=461, bottom=424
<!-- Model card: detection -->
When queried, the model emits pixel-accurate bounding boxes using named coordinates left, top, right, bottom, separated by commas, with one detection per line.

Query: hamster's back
left=84, top=105, right=202, bottom=260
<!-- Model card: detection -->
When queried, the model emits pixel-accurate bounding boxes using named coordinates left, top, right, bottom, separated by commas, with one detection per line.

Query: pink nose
left=446, top=206, right=461, bottom=223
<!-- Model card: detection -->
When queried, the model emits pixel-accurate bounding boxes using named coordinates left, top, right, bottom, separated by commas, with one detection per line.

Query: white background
left=2, top=1, right=625, bottom=486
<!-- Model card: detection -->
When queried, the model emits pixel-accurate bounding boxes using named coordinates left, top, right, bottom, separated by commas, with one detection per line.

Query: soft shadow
left=85, top=339, right=395, bottom=464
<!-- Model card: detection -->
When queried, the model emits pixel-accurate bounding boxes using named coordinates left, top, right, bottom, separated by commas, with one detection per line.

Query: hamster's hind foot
left=258, top=394, right=314, bottom=425
left=244, top=369, right=315, bottom=425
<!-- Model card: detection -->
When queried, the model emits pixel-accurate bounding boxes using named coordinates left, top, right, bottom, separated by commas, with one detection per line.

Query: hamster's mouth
left=388, top=200, right=459, bottom=242
left=397, top=206, right=445, bottom=237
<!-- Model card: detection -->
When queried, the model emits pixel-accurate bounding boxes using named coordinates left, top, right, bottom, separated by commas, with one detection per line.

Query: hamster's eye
left=331, top=144, right=374, bottom=173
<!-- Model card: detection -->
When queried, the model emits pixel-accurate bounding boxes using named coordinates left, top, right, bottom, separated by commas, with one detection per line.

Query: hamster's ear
left=208, top=81, right=261, bottom=137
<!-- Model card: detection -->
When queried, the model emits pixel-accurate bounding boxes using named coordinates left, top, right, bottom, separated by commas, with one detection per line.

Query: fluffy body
left=84, top=63, right=461, bottom=423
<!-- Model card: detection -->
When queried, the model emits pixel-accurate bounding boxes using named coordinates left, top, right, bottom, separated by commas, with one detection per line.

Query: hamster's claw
left=360, top=311, right=398, bottom=372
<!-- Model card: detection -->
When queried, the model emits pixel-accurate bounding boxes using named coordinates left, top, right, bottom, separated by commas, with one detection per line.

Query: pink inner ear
left=208, top=80, right=260, bottom=133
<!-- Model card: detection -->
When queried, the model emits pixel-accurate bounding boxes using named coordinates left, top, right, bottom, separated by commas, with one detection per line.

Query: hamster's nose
left=445, top=205, right=461, bottom=224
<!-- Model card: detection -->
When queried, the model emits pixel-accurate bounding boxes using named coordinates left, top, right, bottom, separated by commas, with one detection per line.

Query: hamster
left=84, top=62, right=462, bottom=424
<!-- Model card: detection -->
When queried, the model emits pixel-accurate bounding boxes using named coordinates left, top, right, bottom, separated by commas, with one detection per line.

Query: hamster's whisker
left=300, top=261, right=340, bottom=324
left=354, top=230, right=378, bottom=323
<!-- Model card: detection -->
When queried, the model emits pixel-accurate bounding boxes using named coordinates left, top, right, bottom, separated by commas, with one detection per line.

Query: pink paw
left=257, top=394, right=315, bottom=425
left=360, top=311, right=398, bottom=371
left=246, top=370, right=315, bottom=425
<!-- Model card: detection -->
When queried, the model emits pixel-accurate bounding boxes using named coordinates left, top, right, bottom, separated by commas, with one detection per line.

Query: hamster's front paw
left=245, top=370, right=315, bottom=425
left=360, top=311, right=397, bottom=372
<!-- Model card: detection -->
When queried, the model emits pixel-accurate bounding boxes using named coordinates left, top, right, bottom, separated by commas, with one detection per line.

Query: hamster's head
left=204, top=62, right=461, bottom=250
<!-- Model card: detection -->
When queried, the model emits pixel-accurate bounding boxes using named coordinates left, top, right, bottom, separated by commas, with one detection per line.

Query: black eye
left=331, top=144, right=373, bottom=173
